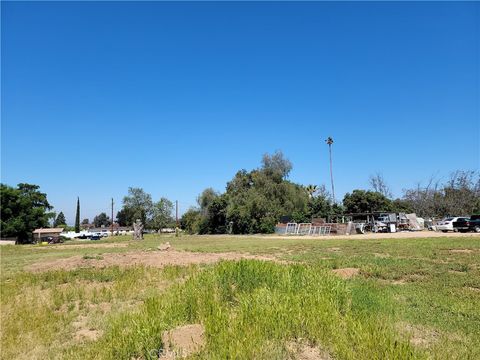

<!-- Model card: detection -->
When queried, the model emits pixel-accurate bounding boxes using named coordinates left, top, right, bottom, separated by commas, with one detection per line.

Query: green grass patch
left=1, top=234, right=479, bottom=359
left=72, top=261, right=421, bottom=359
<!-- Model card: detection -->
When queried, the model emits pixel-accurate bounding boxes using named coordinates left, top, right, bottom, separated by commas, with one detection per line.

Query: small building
left=32, top=228, right=64, bottom=243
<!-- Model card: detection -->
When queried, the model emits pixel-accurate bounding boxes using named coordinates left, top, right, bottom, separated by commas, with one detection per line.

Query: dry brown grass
left=25, top=250, right=278, bottom=272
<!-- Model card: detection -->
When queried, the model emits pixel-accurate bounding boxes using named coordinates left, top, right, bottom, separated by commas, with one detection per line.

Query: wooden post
left=175, top=200, right=179, bottom=237
left=111, top=198, right=114, bottom=236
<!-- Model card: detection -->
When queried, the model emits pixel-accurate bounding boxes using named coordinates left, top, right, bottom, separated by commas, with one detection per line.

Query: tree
left=305, top=185, right=318, bottom=199
left=54, top=212, right=67, bottom=227
left=343, top=190, right=393, bottom=213
left=197, top=188, right=219, bottom=216
left=224, top=161, right=308, bottom=234
left=121, top=187, right=153, bottom=226
left=180, top=208, right=203, bottom=234
left=0, top=183, right=53, bottom=243
left=307, top=185, right=334, bottom=219
left=93, top=212, right=111, bottom=227
left=369, top=173, right=392, bottom=198
left=116, top=208, right=132, bottom=227
left=442, top=170, right=480, bottom=216
left=150, top=198, right=174, bottom=231
left=200, top=194, right=228, bottom=234
left=261, top=150, right=292, bottom=179
left=325, top=137, right=336, bottom=202
left=75, top=197, right=80, bottom=233
left=402, top=177, right=440, bottom=217
left=81, top=218, right=89, bottom=225
left=391, top=199, right=413, bottom=213
left=402, top=171, right=480, bottom=217
left=189, top=152, right=307, bottom=235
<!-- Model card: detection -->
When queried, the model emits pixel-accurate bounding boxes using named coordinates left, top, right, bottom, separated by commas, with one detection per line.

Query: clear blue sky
left=2, top=1, right=479, bottom=224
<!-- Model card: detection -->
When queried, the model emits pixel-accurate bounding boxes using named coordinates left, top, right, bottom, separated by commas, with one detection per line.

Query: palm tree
left=325, top=137, right=336, bottom=203
left=305, top=184, right=318, bottom=199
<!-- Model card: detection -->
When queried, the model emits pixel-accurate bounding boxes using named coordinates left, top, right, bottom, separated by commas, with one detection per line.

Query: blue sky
left=2, top=1, right=479, bottom=224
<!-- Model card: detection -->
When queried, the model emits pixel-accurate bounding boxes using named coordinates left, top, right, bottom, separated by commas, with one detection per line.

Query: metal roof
left=32, top=228, right=64, bottom=234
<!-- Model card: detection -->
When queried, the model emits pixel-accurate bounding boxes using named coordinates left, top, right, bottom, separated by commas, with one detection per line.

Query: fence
left=284, top=223, right=331, bottom=236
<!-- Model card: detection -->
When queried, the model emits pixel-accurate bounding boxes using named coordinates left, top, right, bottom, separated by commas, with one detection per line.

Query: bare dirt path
left=268, top=231, right=480, bottom=240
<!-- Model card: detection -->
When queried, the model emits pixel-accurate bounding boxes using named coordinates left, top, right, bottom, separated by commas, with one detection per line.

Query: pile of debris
left=276, top=213, right=425, bottom=236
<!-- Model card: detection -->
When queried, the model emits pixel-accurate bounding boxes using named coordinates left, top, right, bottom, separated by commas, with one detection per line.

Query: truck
left=453, top=215, right=480, bottom=233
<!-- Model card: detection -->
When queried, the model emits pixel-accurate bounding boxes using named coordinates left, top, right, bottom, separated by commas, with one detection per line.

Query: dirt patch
left=269, top=231, right=480, bottom=240
left=57, top=280, right=113, bottom=291
left=449, top=249, right=473, bottom=254
left=398, top=322, right=439, bottom=347
left=74, top=328, right=100, bottom=341
left=407, top=274, right=426, bottom=281
left=37, top=242, right=131, bottom=250
left=72, top=315, right=101, bottom=342
left=448, top=270, right=467, bottom=275
left=157, top=242, right=172, bottom=251
left=26, top=250, right=277, bottom=272
left=374, top=253, right=391, bottom=258
left=466, top=286, right=480, bottom=293
left=388, top=274, right=425, bottom=285
left=332, top=268, right=359, bottom=279
left=88, top=302, right=112, bottom=312
left=326, top=247, right=341, bottom=252
left=161, top=324, right=205, bottom=359
left=286, top=340, right=332, bottom=360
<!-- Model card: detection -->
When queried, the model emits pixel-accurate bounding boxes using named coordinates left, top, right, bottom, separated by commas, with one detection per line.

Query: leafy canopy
left=0, top=183, right=53, bottom=243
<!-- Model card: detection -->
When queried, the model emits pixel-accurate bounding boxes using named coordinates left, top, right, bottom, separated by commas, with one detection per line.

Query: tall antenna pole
left=325, top=137, right=336, bottom=203
left=111, top=198, right=114, bottom=236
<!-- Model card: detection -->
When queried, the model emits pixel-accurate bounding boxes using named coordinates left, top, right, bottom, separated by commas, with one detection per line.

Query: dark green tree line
left=0, top=183, right=53, bottom=243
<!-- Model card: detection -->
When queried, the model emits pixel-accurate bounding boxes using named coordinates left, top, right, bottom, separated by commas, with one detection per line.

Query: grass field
left=1, top=234, right=479, bottom=359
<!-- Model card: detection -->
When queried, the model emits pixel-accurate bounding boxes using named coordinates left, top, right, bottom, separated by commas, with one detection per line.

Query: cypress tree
left=75, top=197, right=80, bottom=233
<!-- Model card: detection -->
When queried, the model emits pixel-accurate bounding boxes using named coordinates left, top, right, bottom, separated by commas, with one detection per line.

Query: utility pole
left=325, top=137, right=336, bottom=203
left=111, top=198, right=114, bottom=236
left=175, top=200, right=179, bottom=237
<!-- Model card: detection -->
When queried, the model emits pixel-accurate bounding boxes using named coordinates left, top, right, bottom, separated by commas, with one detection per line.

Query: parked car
left=90, top=234, right=101, bottom=240
left=436, top=217, right=463, bottom=232
left=453, top=215, right=480, bottom=233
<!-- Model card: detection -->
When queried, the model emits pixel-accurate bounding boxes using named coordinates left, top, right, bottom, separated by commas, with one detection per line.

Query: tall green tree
left=54, top=212, right=67, bottom=227
left=0, top=183, right=53, bottom=243
left=197, top=188, right=219, bottom=216
left=220, top=152, right=307, bottom=234
left=150, top=198, right=174, bottom=231
left=180, top=208, right=203, bottom=234
left=189, top=152, right=309, bottom=234
left=75, top=197, right=80, bottom=233
left=121, top=187, right=153, bottom=226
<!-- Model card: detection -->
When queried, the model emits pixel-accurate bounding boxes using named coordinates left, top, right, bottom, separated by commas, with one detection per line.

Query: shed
left=32, top=228, right=64, bottom=243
